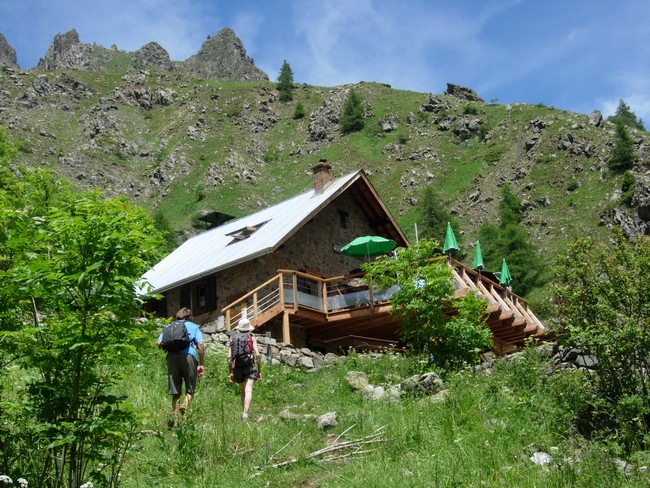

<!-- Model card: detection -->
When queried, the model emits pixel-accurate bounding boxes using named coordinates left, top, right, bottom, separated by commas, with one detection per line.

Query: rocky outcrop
left=180, top=28, right=268, bottom=81
left=445, top=83, right=484, bottom=102
left=0, top=33, right=18, bottom=68
left=308, top=87, right=348, bottom=143
left=37, top=29, right=91, bottom=70
left=132, top=42, right=173, bottom=71
left=420, top=94, right=452, bottom=113
left=632, top=173, right=650, bottom=228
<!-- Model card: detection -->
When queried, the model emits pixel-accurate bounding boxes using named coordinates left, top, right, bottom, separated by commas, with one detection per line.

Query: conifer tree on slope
left=277, top=60, right=294, bottom=102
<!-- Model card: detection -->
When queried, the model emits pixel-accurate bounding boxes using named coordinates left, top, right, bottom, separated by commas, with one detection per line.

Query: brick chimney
left=312, top=159, right=332, bottom=194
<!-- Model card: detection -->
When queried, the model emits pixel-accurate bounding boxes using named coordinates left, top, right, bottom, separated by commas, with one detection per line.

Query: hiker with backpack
left=157, top=307, right=205, bottom=426
left=228, top=318, right=261, bottom=421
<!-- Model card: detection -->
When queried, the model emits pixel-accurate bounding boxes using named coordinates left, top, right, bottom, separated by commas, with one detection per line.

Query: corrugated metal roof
left=141, top=170, right=363, bottom=294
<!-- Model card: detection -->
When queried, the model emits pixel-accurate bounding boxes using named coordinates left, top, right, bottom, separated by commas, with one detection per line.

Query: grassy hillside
left=1, top=66, right=646, bottom=310
left=117, top=344, right=649, bottom=487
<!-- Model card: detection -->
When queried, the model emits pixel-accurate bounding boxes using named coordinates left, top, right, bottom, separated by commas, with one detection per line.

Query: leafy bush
left=462, top=104, right=479, bottom=115
left=0, top=131, right=166, bottom=485
left=293, top=102, right=306, bottom=119
left=483, top=144, right=507, bottom=163
left=554, top=232, right=650, bottom=451
left=366, top=240, right=491, bottom=369
left=620, top=171, right=636, bottom=207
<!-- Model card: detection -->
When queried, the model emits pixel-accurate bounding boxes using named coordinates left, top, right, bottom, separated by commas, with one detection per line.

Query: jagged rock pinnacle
left=0, top=33, right=19, bottom=68
left=181, top=27, right=269, bottom=81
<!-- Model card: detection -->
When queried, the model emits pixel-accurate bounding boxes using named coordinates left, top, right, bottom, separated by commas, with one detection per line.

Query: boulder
left=345, top=371, right=370, bottom=391
left=588, top=110, right=603, bottom=127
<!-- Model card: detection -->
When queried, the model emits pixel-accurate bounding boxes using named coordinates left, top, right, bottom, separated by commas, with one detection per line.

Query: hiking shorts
left=166, top=353, right=198, bottom=395
left=233, top=363, right=258, bottom=384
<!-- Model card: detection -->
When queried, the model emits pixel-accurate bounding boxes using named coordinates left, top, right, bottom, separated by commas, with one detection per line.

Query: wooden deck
left=222, top=259, right=546, bottom=355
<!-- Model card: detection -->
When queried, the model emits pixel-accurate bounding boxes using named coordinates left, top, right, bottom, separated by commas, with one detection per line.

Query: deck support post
left=282, top=310, right=291, bottom=345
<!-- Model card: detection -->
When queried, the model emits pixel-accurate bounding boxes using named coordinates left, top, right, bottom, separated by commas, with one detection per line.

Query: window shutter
left=180, top=286, right=190, bottom=309
left=206, top=275, right=217, bottom=311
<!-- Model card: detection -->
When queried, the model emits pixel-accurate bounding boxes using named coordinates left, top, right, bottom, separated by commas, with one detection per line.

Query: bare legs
left=171, top=392, right=194, bottom=426
left=239, top=378, right=254, bottom=419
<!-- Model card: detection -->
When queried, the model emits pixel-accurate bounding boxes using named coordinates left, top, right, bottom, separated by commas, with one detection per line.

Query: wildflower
left=0, top=475, right=13, bottom=485
left=80, top=482, right=94, bottom=488
left=17, top=479, right=28, bottom=488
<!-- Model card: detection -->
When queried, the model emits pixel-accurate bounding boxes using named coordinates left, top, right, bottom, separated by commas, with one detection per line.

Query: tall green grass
left=115, top=345, right=648, bottom=487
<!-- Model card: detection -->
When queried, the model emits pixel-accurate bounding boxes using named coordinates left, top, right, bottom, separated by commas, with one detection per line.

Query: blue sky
left=1, top=0, right=649, bottom=124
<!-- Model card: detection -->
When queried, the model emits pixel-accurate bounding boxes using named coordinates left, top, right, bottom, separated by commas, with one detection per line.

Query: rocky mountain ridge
left=9, top=27, right=268, bottom=81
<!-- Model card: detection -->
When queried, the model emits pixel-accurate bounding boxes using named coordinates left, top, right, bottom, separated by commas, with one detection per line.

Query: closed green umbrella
left=499, top=258, right=512, bottom=287
left=473, top=241, right=484, bottom=271
left=443, top=222, right=459, bottom=255
left=341, top=235, right=396, bottom=260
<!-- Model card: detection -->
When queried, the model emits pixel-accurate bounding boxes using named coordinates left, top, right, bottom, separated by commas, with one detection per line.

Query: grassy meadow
left=117, top=344, right=649, bottom=487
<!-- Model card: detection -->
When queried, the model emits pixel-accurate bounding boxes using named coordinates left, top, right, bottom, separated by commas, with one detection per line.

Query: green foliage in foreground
left=0, top=135, right=166, bottom=486
left=113, top=346, right=648, bottom=487
left=554, top=233, right=650, bottom=452
left=366, top=239, right=492, bottom=369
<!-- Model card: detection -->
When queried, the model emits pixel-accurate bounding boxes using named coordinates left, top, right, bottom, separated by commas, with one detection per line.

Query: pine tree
left=608, top=99, right=646, bottom=131
left=277, top=60, right=294, bottom=102
left=339, top=89, right=365, bottom=134
left=608, top=120, right=637, bottom=172
left=478, top=184, right=544, bottom=295
left=417, top=186, right=462, bottom=252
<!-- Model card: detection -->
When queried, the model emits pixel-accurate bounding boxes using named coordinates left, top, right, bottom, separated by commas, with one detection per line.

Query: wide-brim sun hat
left=235, top=318, right=253, bottom=332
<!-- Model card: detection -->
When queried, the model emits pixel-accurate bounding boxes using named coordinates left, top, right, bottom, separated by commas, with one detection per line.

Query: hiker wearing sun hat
left=228, top=316, right=261, bottom=421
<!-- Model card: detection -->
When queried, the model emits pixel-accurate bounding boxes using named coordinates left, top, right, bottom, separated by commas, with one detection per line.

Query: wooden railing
left=221, top=270, right=399, bottom=332
left=448, top=257, right=544, bottom=330
left=221, top=260, right=544, bottom=343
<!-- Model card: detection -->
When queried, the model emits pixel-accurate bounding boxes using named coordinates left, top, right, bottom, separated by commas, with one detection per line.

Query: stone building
left=142, top=161, right=409, bottom=329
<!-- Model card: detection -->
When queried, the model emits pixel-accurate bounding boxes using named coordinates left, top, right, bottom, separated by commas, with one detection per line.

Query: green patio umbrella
left=443, top=222, right=459, bottom=255
left=340, top=235, right=397, bottom=260
left=473, top=240, right=484, bottom=271
left=499, top=258, right=512, bottom=287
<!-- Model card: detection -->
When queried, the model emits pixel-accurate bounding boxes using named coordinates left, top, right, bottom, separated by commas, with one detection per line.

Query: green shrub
left=463, top=104, right=479, bottom=115
left=293, top=102, right=306, bottom=119
left=620, top=171, right=635, bottom=206
left=483, top=144, right=507, bottom=163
